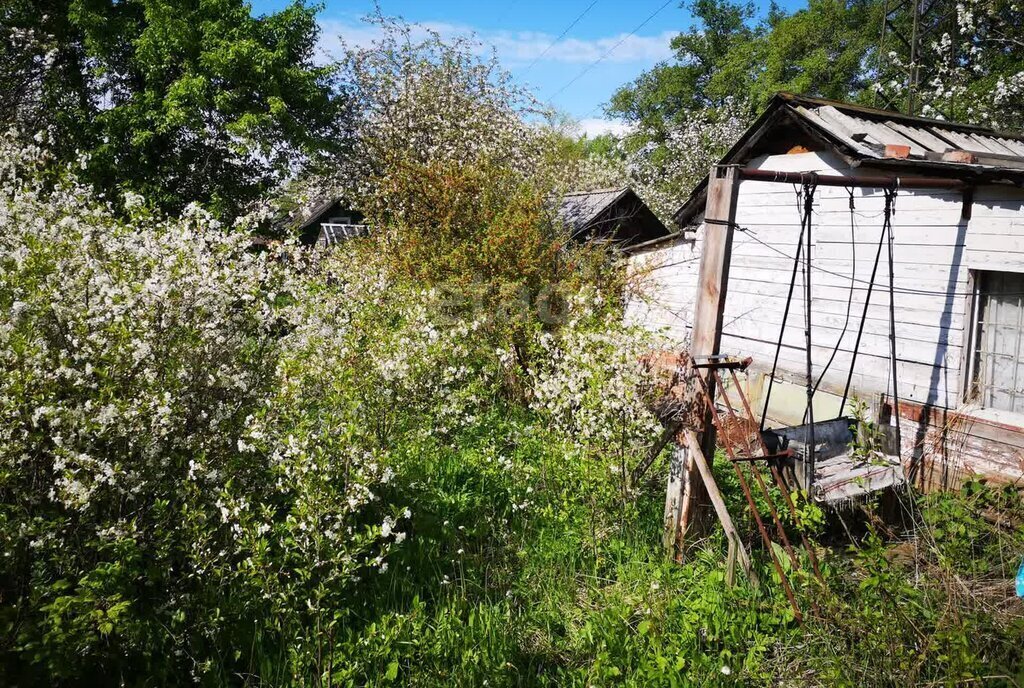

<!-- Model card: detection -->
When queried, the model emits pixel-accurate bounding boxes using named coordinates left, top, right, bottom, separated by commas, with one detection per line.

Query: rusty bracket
left=691, top=356, right=753, bottom=371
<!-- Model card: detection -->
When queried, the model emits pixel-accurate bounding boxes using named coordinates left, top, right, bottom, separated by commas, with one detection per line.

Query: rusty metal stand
left=688, top=355, right=825, bottom=621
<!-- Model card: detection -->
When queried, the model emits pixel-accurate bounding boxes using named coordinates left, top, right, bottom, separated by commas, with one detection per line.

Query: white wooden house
left=627, top=93, right=1024, bottom=491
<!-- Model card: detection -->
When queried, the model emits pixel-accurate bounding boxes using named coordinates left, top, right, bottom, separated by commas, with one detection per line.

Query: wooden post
left=684, top=430, right=758, bottom=587
left=726, top=539, right=738, bottom=587
left=662, top=443, right=687, bottom=554
left=668, top=165, right=741, bottom=553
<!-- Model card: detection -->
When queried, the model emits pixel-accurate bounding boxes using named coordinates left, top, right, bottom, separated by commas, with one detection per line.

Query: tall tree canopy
left=602, top=0, right=1024, bottom=218
left=610, top=0, right=1024, bottom=132
left=0, top=0, right=347, bottom=218
left=608, top=0, right=881, bottom=133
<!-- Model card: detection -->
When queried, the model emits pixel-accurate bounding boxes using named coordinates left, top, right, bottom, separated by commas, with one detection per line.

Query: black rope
left=758, top=192, right=808, bottom=433
left=812, top=188, right=857, bottom=396
left=840, top=191, right=892, bottom=410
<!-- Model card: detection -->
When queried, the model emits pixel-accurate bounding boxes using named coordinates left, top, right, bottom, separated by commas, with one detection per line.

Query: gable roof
left=295, top=197, right=346, bottom=233
left=556, top=186, right=670, bottom=246
left=670, top=92, right=1024, bottom=231
left=557, top=187, right=633, bottom=234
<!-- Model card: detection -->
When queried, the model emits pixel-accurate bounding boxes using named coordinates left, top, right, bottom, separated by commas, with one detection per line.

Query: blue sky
left=249, top=1, right=804, bottom=136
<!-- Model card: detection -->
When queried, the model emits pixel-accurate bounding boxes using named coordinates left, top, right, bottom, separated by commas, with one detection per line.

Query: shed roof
left=557, top=187, right=634, bottom=235
left=295, top=197, right=344, bottom=233
left=555, top=187, right=670, bottom=245
left=666, top=92, right=1024, bottom=234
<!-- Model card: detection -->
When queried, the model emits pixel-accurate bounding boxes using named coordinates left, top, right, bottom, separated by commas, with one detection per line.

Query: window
left=327, top=215, right=352, bottom=225
left=971, top=270, right=1024, bottom=412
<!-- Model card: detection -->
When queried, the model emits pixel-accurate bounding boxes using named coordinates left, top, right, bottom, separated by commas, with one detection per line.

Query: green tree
left=609, top=0, right=881, bottom=132
left=608, top=0, right=759, bottom=133
left=0, top=0, right=347, bottom=218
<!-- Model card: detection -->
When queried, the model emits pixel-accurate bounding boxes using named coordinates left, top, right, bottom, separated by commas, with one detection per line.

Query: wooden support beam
left=692, top=165, right=740, bottom=455
left=667, top=165, right=740, bottom=552
left=725, top=539, right=738, bottom=587
left=684, top=430, right=758, bottom=588
left=663, top=442, right=687, bottom=555
left=632, top=422, right=679, bottom=488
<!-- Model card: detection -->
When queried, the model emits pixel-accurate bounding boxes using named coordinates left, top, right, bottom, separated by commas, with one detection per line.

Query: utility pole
left=874, top=0, right=952, bottom=116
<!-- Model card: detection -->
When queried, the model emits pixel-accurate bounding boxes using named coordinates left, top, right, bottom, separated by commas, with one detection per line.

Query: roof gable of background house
left=556, top=187, right=671, bottom=246
left=668, top=92, right=1024, bottom=234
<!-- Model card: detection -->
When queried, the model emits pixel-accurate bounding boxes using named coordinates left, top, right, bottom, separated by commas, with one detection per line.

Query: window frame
left=962, top=268, right=1024, bottom=413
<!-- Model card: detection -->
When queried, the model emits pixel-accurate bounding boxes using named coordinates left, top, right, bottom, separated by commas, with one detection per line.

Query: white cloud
left=316, top=18, right=674, bottom=66
left=489, top=30, right=675, bottom=65
left=576, top=118, right=634, bottom=138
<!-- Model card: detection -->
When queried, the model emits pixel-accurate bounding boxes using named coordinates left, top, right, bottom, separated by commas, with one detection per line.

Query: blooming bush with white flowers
left=529, top=291, right=665, bottom=490
left=0, top=137, right=421, bottom=683
left=873, top=0, right=1024, bottom=128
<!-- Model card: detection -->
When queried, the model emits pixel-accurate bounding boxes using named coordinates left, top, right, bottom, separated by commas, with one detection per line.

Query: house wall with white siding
left=628, top=150, right=1024, bottom=488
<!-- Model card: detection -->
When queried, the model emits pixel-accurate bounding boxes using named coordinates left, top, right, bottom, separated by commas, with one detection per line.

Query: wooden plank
left=725, top=263, right=968, bottom=296
left=720, top=300, right=965, bottom=351
left=671, top=165, right=741, bottom=550
left=683, top=430, right=758, bottom=587
left=725, top=281, right=968, bottom=324
left=663, top=443, right=687, bottom=554
left=967, top=232, right=1024, bottom=256
left=692, top=166, right=740, bottom=364
left=733, top=190, right=966, bottom=213
left=812, top=242, right=967, bottom=266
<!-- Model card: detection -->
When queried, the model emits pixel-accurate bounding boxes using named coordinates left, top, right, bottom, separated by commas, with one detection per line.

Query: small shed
left=627, top=93, right=1024, bottom=495
left=556, top=187, right=670, bottom=247
left=292, top=198, right=369, bottom=247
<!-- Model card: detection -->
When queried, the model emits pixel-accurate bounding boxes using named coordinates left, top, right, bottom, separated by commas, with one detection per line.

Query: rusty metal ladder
left=690, top=355, right=824, bottom=621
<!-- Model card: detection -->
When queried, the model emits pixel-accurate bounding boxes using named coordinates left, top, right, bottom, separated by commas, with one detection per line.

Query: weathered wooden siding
left=628, top=150, right=1024, bottom=488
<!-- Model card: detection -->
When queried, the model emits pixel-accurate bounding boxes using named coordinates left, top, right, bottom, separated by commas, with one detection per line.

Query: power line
left=546, top=0, right=675, bottom=102
left=523, top=0, right=602, bottom=75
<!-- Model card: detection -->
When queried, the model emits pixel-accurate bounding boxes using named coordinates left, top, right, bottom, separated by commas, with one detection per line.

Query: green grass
left=312, top=411, right=1024, bottom=687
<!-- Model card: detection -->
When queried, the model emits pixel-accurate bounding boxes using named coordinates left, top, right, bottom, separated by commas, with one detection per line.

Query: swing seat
left=762, top=417, right=906, bottom=506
